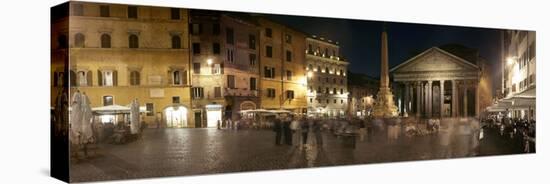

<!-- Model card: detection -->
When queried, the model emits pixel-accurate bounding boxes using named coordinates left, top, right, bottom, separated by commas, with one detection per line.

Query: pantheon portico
left=390, top=47, right=481, bottom=118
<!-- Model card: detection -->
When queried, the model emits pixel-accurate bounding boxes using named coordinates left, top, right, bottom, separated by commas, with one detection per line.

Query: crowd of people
left=482, top=115, right=536, bottom=153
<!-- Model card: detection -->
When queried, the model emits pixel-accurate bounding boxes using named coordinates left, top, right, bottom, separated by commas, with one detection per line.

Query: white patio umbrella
left=69, top=91, right=83, bottom=144
left=92, top=104, right=131, bottom=114
left=79, top=93, right=94, bottom=144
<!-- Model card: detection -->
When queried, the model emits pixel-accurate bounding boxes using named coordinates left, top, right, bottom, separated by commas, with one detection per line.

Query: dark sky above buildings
left=266, top=13, right=503, bottom=91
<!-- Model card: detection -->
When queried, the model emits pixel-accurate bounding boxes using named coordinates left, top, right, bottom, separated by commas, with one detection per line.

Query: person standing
left=283, top=116, right=292, bottom=145
left=358, top=118, right=366, bottom=142
left=301, top=119, right=310, bottom=148
left=273, top=116, right=283, bottom=145
left=290, top=116, right=301, bottom=147
left=313, top=119, right=324, bottom=148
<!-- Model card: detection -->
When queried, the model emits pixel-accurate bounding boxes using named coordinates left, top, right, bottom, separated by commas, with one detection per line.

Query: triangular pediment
left=390, top=47, right=479, bottom=73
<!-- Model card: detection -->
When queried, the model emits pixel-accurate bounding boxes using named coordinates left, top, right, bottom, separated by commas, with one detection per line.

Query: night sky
left=266, top=14, right=503, bottom=91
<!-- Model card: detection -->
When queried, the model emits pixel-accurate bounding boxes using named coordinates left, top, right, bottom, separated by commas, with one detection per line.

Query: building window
left=310, top=98, right=313, bottom=103
left=248, top=34, right=256, bottom=49
left=76, top=71, right=87, bottom=86
left=324, top=48, right=329, bottom=56
left=266, top=88, right=276, bottom=98
left=172, top=35, right=181, bottom=49
left=285, top=34, right=292, bottom=43
left=212, top=23, right=220, bottom=35
left=340, top=88, right=344, bottom=94
left=211, top=64, right=221, bottom=75
left=101, top=34, right=111, bottom=48
left=226, top=28, right=234, bottom=45
left=127, top=6, right=138, bottom=18
left=286, top=90, right=295, bottom=99
left=227, top=75, right=235, bottom=89
left=286, top=70, right=292, bottom=80
left=172, top=70, right=187, bottom=85
left=170, top=8, right=180, bottom=20
left=103, top=96, right=114, bottom=106
left=100, top=5, right=110, bottom=17
left=227, top=49, right=234, bottom=63
left=213, top=43, right=220, bottom=54
left=340, top=79, right=344, bottom=84
left=334, top=99, right=337, bottom=104
left=264, top=67, right=275, bottom=79
left=193, top=63, right=201, bottom=74
left=286, top=50, right=292, bottom=62
left=72, top=4, right=83, bottom=16
left=172, top=96, right=180, bottom=104
left=333, top=88, right=337, bottom=94
left=250, top=77, right=257, bottom=90
left=98, top=70, right=117, bottom=86
left=192, top=43, right=200, bottom=54
left=265, top=28, right=272, bottom=37
left=192, top=87, right=204, bottom=99
left=146, top=103, right=154, bottom=116
left=214, top=87, right=222, bottom=98
left=341, top=99, right=344, bottom=104
left=129, top=34, right=139, bottom=48
left=249, top=54, right=256, bottom=66
left=333, top=78, right=336, bottom=83
left=191, top=23, right=201, bottom=35
left=308, top=44, right=313, bottom=53
left=326, top=87, right=329, bottom=94
left=74, top=33, right=85, bottom=48
left=266, top=46, right=272, bottom=58
left=130, top=71, right=140, bottom=86
left=317, top=86, right=321, bottom=93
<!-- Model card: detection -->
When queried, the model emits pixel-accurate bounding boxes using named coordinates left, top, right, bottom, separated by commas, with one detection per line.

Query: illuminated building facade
left=257, top=18, right=308, bottom=114
left=305, top=37, right=349, bottom=118
left=51, top=2, right=192, bottom=127
left=498, top=30, right=536, bottom=120
left=347, top=73, right=379, bottom=118
left=189, top=11, right=260, bottom=127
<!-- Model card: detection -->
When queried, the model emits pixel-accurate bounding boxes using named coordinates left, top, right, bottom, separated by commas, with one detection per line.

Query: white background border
left=0, top=0, right=547, bottom=183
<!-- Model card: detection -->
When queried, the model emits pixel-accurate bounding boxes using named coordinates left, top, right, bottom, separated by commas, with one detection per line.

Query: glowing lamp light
left=307, top=71, right=314, bottom=78
left=207, top=58, right=213, bottom=65
left=506, top=57, right=515, bottom=65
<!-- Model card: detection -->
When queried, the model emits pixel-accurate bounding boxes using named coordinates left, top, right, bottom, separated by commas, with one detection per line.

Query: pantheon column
left=427, top=81, right=433, bottom=118
left=404, top=83, right=410, bottom=114
left=463, top=82, right=468, bottom=117
left=416, top=82, right=421, bottom=117
left=440, top=80, right=445, bottom=118
left=452, top=80, right=458, bottom=117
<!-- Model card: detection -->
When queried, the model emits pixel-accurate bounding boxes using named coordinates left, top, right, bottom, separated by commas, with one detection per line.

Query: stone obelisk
left=372, top=25, right=398, bottom=118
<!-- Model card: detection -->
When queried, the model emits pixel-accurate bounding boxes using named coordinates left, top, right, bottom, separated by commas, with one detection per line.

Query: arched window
left=130, top=71, right=140, bottom=86
left=171, top=35, right=181, bottom=49
left=129, top=34, right=139, bottom=48
left=101, top=34, right=111, bottom=48
left=74, top=33, right=85, bottom=48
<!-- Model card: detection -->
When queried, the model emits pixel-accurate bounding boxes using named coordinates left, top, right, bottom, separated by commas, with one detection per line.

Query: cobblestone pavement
left=69, top=119, right=529, bottom=182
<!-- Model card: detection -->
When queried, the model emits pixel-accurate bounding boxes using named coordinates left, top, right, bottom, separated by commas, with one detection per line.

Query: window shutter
left=113, top=70, right=118, bottom=86
left=87, top=70, right=93, bottom=86
left=53, top=72, right=58, bottom=87
left=220, top=64, right=224, bottom=74
left=97, top=70, right=103, bottom=86
left=168, top=70, right=172, bottom=85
